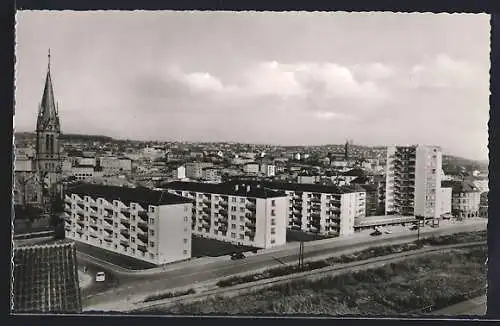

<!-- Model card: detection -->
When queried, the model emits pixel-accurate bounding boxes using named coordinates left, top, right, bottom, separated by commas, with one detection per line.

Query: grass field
left=145, top=244, right=487, bottom=315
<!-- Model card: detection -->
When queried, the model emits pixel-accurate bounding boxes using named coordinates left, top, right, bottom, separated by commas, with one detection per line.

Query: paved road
left=432, top=295, right=487, bottom=316
left=82, top=220, right=486, bottom=310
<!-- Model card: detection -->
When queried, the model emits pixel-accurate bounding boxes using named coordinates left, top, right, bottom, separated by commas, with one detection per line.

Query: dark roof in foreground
left=66, top=183, right=193, bottom=206
left=262, top=181, right=366, bottom=194
left=12, top=239, right=82, bottom=313
left=161, top=181, right=286, bottom=199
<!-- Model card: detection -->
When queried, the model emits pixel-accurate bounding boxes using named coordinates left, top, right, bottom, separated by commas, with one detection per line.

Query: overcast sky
left=15, top=11, right=490, bottom=160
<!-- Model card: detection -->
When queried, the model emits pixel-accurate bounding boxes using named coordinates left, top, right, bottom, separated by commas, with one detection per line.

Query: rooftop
left=262, top=181, right=366, bottom=194
left=66, top=183, right=193, bottom=207
left=162, top=181, right=286, bottom=199
left=12, top=239, right=82, bottom=313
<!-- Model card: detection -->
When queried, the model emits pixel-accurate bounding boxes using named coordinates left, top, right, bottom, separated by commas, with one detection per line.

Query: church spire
left=37, top=49, right=60, bottom=132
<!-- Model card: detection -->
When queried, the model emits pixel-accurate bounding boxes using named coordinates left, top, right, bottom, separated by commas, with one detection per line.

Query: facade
left=12, top=239, right=82, bottom=313
left=439, top=187, right=452, bottom=216
left=260, top=163, right=276, bottom=177
left=173, top=165, right=186, bottom=180
left=185, top=162, right=213, bottom=179
left=263, top=182, right=366, bottom=237
left=243, top=162, right=260, bottom=174
left=64, top=184, right=193, bottom=265
left=385, top=145, right=443, bottom=219
left=202, top=167, right=221, bottom=183
left=162, top=181, right=288, bottom=249
left=442, top=181, right=481, bottom=219
left=71, top=165, right=103, bottom=181
left=99, top=157, right=133, bottom=173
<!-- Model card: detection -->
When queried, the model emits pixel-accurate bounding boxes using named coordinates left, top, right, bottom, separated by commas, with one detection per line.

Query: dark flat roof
left=67, top=183, right=193, bottom=207
left=161, top=181, right=286, bottom=199
left=262, top=181, right=366, bottom=194
left=442, top=180, right=480, bottom=193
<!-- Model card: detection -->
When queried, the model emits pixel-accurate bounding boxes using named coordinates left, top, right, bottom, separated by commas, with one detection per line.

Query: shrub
left=143, top=288, right=196, bottom=303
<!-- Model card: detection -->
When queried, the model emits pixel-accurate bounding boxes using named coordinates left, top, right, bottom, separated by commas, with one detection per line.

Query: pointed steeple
left=37, top=49, right=60, bottom=132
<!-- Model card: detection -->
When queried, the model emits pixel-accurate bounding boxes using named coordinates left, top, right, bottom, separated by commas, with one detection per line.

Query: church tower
left=35, top=49, right=62, bottom=201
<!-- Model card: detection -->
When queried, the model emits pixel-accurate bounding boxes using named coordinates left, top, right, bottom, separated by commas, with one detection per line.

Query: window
left=184, top=216, right=189, bottom=222
left=150, top=230, right=155, bottom=236
left=131, top=248, right=135, bottom=254
left=131, top=226, right=136, bottom=232
left=85, top=236, right=88, bottom=240
left=183, top=250, right=188, bottom=255
left=131, top=237, right=135, bottom=243
left=271, top=210, right=276, bottom=216
left=150, top=206, right=155, bottom=213
left=131, top=204, right=136, bottom=210
left=271, top=239, right=276, bottom=244
left=114, top=244, right=118, bottom=249
left=239, top=207, right=245, bottom=212
left=114, top=222, right=118, bottom=227
left=240, top=234, right=244, bottom=240
left=183, top=238, right=188, bottom=244
left=271, top=227, right=276, bottom=235
left=99, top=239, right=102, bottom=245
left=240, top=225, right=244, bottom=231
left=184, top=206, right=189, bottom=212
left=184, top=227, right=188, bottom=233
left=271, top=219, right=276, bottom=226
left=271, top=200, right=276, bottom=207
left=149, top=218, right=155, bottom=225
left=150, top=253, right=155, bottom=259
left=214, top=230, right=218, bottom=235
left=199, top=194, right=203, bottom=199
left=150, top=241, right=155, bottom=248
left=114, top=201, right=118, bottom=207
left=240, top=198, right=245, bottom=203
left=231, top=206, right=236, bottom=212
left=231, top=215, right=236, bottom=220
left=232, top=197, right=237, bottom=203
left=231, top=224, right=236, bottom=229
left=231, top=232, right=236, bottom=239
left=114, top=212, right=117, bottom=217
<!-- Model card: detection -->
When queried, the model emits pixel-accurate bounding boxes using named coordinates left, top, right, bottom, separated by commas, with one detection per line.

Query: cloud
left=409, top=54, right=488, bottom=89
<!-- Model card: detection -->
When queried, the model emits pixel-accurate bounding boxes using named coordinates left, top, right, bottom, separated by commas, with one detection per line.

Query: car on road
left=384, top=229, right=393, bottom=234
left=95, top=271, right=106, bottom=282
left=230, top=252, right=246, bottom=260
left=370, top=230, right=382, bottom=236
left=410, top=225, right=419, bottom=231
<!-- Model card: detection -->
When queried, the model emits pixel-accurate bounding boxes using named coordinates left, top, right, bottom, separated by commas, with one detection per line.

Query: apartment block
left=64, top=184, right=193, bottom=265
left=243, top=162, right=260, bottom=174
left=202, top=167, right=222, bottom=183
left=263, top=182, right=366, bottom=237
left=185, top=162, right=213, bottom=179
left=385, top=145, right=443, bottom=219
left=162, top=181, right=288, bottom=249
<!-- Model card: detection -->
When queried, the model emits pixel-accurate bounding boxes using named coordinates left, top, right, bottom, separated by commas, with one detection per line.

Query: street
left=81, top=219, right=486, bottom=310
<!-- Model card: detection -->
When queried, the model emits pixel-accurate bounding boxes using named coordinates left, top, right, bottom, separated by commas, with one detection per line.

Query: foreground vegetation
left=144, top=289, right=196, bottom=303
left=216, top=231, right=486, bottom=288
left=145, top=245, right=486, bottom=315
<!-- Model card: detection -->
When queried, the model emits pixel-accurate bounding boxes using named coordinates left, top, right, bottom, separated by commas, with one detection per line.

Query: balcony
left=76, top=229, right=84, bottom=235
left=311, top=212, right=321, bottom=219
left=137, top=245, right=148, bottom=252
left=218, top=208, right=228, bottom=217
left=245, top=230, right=255, bottom=238
left=219, top=200, right=228, bottom=208
left=76, top=203, right=85, bottom=211
left=218, top=216, right=229, bottom=224
left=121, top=210, right=131, bottom=218
left=292, top=210, right=302, bottom=217
left=137, top=232, right=148, bottom=244
left=103, top=216, right=113, bottom=225
left=64, top=197, right=72, bottom=204
left=64, top=225, right=71, bottom=232
left=245, top=212, right=256, bottom=220
left=138, top=210, right=149, bottom=221
left=245, top=221, right=256, bottom=229
left=76, top=213, right=85, bottom=222
left=120, top=229, right=130, bottom=238
left=202, top=206, right=211, bottom=215
left=218, top=225, right=228, bottom=232
left=120, top=240, right=129, bottom=247
left=137, top=221, right=148, bottom=232
left=311, top=197, right=321, bottom=203
left=104, top=207, right=114, bottom=216
left=203, top=199, right=212, bottom=206
left=245, top=202, right=256, bottom=211
left=121, top=218, right=130, bottom=227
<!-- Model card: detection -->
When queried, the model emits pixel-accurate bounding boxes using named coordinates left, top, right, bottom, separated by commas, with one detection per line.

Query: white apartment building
left=263, top=182, right=366, bottom=237
left=173, top=165, right=186, bottom=180
left=185, top=162, right=213, bottom=179
left=162, top=181, right=288, bottom=249
left=439, top=187, right=452, bottom=216
left=260, top=163, right=276, bottom=177
left=243, top=162, right=260, bottom=174
left=64, top=184, right=193, bottom=265
left=385, top=145, right=444, bottom=219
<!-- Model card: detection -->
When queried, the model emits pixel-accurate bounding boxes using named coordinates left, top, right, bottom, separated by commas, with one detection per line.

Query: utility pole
left=298, top=241, right=305, bottom=269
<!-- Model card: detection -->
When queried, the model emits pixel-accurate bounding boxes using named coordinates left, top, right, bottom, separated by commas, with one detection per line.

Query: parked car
left=370, top=230, right=382, bottom=236
left=384, top=229, right=393, bottom=234
left=231, top=252, right=246, bottom=260
left=95, top=271, right=106, bottom=282
left=410, top=225, right=419, bottom=231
